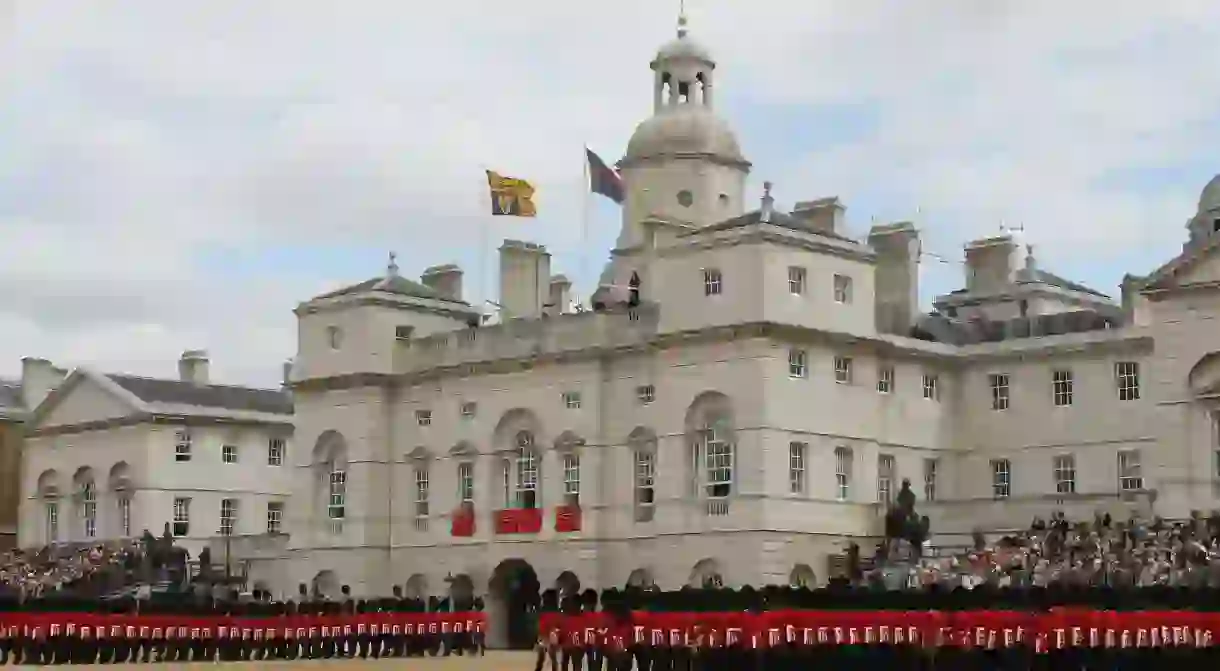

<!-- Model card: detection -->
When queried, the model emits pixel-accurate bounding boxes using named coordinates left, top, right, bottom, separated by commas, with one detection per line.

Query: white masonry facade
left=278, top=17, right=1220, bottom=636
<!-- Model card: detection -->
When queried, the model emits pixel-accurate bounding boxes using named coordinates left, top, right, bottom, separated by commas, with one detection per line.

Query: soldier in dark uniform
left=374, top=587, right=398, bottom=659
left=336, top=585, right=354, bottom=658
left=354, top=598, right=372, bottom=658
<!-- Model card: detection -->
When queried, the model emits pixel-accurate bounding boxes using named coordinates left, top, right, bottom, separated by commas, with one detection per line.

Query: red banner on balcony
left=495, top=508, right=543, bottom=534
left=450, top=506, right=475, bottom=537
left=554, top=504, right=582, bottom=532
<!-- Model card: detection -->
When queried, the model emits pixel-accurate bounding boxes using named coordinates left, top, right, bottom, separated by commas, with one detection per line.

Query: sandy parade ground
left=11, top=651, right=536, bottom=669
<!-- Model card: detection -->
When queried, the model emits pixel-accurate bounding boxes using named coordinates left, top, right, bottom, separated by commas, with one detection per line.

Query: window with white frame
left=460, top=402, right=477, bottom=420
left=877, top=364, right=894, bottom=393
left=514, top=431, right=539, bottom=509
left=834, top=356, right=853, bottom=384
left=1116, top=361, right=1140, bottom=401
left=635, top=449, right=655, bottom=521
left=989, top=373, right=1010, bottom=411
left=415, top=409, right=432, bottom=427
left=789, top=442, right=807, bottom=494
left=222, top=444, right=238, bottom=464
left=414, top=466, right=430, bottom=528
left=172, top=497, right=191, bottom=537
left=690, top=421, right=733, bottom=515
left=457, top=462, right=475, bottom=503
left=1118, top=450, right=1142, bottom=492
left=117, top=497, right=131, bottom=537
left=265, top=501, right=284, bottom=534
left=703, top=268, right=723, bottom=296
left=1053, top=454, right=1076, bottom=494
left=788, top=266, right=807, bottom=295
left=923, top=458, right=939, bottom=502
left=788, top=349, right=808, bottom=378
left=267, top=438, right=285, bottom=466
left=501, top=458, right=512, bottom=508
left=991, top=459, right=1011, bottom=499
left=562, top=392, right=582, bottom=410
left=923, top=373, right=940, bottom=401
left=327, top=465, right=346, bottom=525
left=877, top=454, right=896, bottom=505
left=1052, top=369, right=1074, bottom=407
left=174, top=430, right=192, bottom=462
left=636, top=385, right=655, bottom=404
left=834, top=447, right=853, bottom=501
left=45, top=502, right=58, bottom=544
left=562, top=454, right=580, bottom=500
left=80, top=480, right=97, bottom=539
left=833, top=274, right=852, bottom=304
left=219, top=498, right=238, bottom=535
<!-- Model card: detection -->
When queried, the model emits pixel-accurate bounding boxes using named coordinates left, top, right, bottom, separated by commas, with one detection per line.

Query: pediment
left=32, top=371, right=145, bottom=430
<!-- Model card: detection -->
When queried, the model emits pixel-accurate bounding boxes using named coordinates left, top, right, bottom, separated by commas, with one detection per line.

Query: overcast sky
left=2, top=1, right=1219, bottom=387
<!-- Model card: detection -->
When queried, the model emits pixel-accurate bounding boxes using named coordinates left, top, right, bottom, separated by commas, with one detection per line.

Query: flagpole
left=479, top=167, right=492, bottom=322
left=581, top=145, right=591, bottom=308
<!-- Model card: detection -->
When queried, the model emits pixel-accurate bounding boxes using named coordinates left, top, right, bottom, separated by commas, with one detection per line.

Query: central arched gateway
left=488, top=559, right=539, bottom=650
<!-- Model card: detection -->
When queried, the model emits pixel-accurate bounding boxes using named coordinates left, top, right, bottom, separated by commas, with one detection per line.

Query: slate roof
left=911, top=309, right=1122, bottom=346
left=689, top=209, right=859, bottom=243
left=313, top=275, right=468, bottom=304
left=106, top=375, right=293, bottom=415
left=1021, top=268, right=1110, bottom=299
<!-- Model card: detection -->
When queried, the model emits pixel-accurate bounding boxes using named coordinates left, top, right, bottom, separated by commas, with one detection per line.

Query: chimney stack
left=282, top=359, right=294, bottom=389
left=868, top=222, right=921, bottom=335
left=498, top=240, right=551, bottom=319
left=20, top=357, right=68, bottom=410
left=963, top=235, right=1017, bottom=293
left=178, top=350, right=210, bottom=385
left=547, top=275, right=572, bottom=316
left=792, top=197, right=845, bottom=234
left=420, top=264, right=464, bottom=301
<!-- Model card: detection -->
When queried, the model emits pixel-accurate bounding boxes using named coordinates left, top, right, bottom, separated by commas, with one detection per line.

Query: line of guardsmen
left=531, top=582, right=1220, bottom=671
left=0, top=583, right=485, bottom=665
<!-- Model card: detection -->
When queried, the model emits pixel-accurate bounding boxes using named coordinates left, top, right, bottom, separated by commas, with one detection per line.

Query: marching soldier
left=339, top=585, right=356, bottom=658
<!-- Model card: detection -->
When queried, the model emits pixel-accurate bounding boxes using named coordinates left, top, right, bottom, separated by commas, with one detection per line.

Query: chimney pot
left=178, top=350, right=210, bottom=385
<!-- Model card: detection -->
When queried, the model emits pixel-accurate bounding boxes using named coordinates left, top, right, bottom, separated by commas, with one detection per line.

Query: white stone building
left=277, top=16, right=1220, bottom=643
left=19, top=352, right=294, bottom=558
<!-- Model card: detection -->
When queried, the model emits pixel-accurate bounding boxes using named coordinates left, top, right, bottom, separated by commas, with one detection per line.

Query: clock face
left=677, top=190, right=694, bottom=207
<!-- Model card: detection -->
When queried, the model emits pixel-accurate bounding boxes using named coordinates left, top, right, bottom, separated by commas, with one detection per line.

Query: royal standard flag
left=486, top=170, right=537, bottom=217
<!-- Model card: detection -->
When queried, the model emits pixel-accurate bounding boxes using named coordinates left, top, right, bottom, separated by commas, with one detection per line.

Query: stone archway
left=626, top=568, right=654, bottom=589
left=789, top=563, right=816, bottom=588
left=488, top=558, right=539, bottom=650
left=447, top=573, right=476, bottom=609
left=555, top=570, right=580, bottom=597
left=688, top=558, right=723, bottom=588
left=311, top=570, right=339, bottom=599
left=405, top=573, right=429, bottom=600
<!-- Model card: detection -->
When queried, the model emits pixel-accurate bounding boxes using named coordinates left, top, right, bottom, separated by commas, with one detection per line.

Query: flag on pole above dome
left=586, top=148, right=624, bottom=204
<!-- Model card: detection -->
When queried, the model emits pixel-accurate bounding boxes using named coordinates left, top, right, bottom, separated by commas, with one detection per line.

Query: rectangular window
left=562, top=454, right=581, bottom=499
left=117, top=497, right=131, bottom=537
left=174, top=430, right=192, bottom=462
left=877, top=454, right=896, bottom=505
left=221, top=444, right=238, bottom=464
left=833, top=274, right=852, bottom=304
left=514, top=450, right=540, bottom=509
left=457, top=462, right=475, bottom=503
left=787, top=266, right=806, bottom=295
left=877, top=365, right=894, bottom=393
left=1116, top=361, right=1140, bottom=401
left=327, top=469, right=346, bottom=522
left=1118, top=450, right=1142, bottom=492
left=788, top=349, right=808, bottom=378
left=563, top=391, right=582, bottom=409
left=1052, top=369, right=1074, bottom=407
left=788, top=442, right=807, bottom=494
left=415, top=409, right=432, bottom=427
left=172, top=497, right=191, bottom=537
left=703, top=268, right=723, bottom=296
left=923, top=458, right=939, bottom=502
left=634, top=450, right=655, bottom=522
left=219, top=498, right=238, bottom=536
left=266, top=501, right=284, bottom=534
left=923, top=373, right=940, bottom=401
left=834, top=356, right=853, bottom=384
left=460, top=402, right=478, bottom=420
left=414, top=466, right=429, bottom=529
left=267, top=438, right=285, bottom=466
left=989, top=373, right=1010, bottom=411
left=1053, top=454, right=1076, bottom=494
left=834, top=447, right=853, bottom=501
left=636, top=384, right=655, bottom=405
left=991, top=459, right=1011, bottom=499
left=45, top=502, right=58, bottom=543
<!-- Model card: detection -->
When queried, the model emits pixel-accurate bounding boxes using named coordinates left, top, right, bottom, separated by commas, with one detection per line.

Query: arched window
left=514, top=431, right=538, bottom=509
left=327, top=461, right=346, bottom=532
left=80, top=480, right=97, bottom=539
left=685, top=393, right=735, bottom=517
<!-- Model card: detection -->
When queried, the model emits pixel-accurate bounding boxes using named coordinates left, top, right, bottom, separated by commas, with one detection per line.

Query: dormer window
left=833, top=275, right=852, bottom=304
left=703, top=269, right=722, bottom=296
left=326, top=325, right=343, bottom=350
left=787, top=267, right=806, bottom=295
left=395, top=325, right=414, bottom=342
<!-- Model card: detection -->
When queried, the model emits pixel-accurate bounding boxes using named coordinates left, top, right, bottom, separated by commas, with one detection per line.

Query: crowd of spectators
left=865, top=509, right=1220, bottom=591
left=0, top=540, right=142, bottom=598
